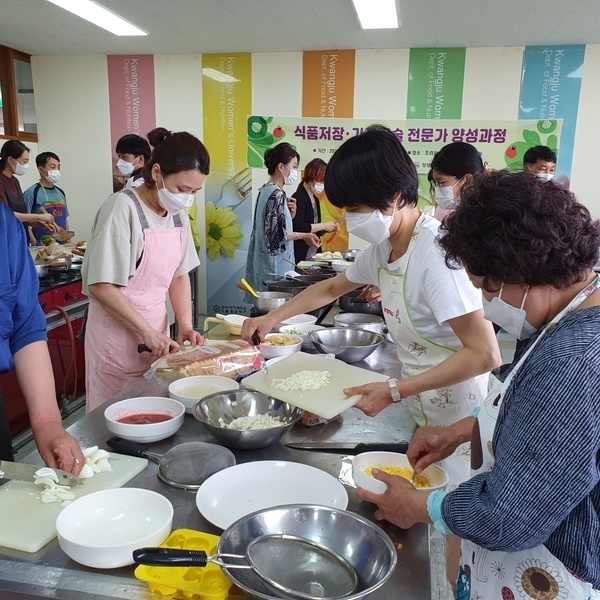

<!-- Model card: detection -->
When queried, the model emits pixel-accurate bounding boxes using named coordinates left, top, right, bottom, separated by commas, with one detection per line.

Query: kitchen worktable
left=0, top=340, right=433, bottom=600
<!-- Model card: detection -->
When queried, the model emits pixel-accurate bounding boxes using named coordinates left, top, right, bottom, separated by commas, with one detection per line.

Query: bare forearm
left=87, top=283, right=152, bottom=336
left=168, top=274, right=193, bottom=329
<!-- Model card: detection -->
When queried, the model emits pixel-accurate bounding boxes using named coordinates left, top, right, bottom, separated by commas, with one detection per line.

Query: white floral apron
left=378, top=214, right=487, bottom=487
left=457, top=276, right=600, bottom=600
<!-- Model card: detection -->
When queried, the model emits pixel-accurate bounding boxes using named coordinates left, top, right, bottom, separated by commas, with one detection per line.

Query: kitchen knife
left=284, top=441, right=410, bottom=455
left=0, top=460, right=83, bottom=486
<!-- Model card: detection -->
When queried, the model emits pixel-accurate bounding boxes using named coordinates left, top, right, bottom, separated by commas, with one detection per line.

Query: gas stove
left=38, top=269, right=82, bottom=294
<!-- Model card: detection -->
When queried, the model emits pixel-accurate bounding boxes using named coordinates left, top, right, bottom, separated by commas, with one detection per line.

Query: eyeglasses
left=431, top=177, right=458, bottom=188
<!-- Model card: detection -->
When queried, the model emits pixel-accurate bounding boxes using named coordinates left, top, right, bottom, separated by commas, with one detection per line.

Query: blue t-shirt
left=23, top=182, right=69, bottom=244
left=0, top=202, right=47, bottom=373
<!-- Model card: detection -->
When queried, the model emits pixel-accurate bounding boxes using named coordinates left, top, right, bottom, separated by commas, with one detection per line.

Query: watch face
left=388, top=378, right=401, bottom=402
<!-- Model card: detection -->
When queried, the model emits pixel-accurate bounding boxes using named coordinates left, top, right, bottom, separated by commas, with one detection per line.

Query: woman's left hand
left=177, top=327, right=205, bottom=346
left=356, top=469, right=426, bottom=529
left=344, top=381, right=391, bottom=416
left=33, top=424, right=85, bottom=476
left=286, top=197, right=297, bottom=218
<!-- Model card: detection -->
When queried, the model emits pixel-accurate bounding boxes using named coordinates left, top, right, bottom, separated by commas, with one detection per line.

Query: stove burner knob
left=65, top=292, right=73, bottom=301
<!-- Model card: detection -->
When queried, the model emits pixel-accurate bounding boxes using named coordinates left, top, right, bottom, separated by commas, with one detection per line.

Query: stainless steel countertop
left=0, top=341, right=432, bottom=600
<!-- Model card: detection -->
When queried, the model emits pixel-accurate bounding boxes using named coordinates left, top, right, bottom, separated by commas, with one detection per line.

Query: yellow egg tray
left=134, top=529, right=233, bottom=600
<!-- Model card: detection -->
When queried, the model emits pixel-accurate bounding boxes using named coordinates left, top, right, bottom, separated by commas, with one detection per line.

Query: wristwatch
left=387, top=378, right=402, bottom=403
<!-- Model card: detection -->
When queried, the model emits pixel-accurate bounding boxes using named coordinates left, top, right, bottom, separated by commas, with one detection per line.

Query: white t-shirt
left=82, top=190, right=199, bottom=295
left=345, top=214, right=482, bottom=349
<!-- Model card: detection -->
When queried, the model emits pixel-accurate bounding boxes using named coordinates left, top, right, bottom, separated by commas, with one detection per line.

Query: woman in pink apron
left=241, top=126, right=501, bottom=586
left=83, top=132, right=209, bottom=412
left=356, top=171, right=600, bottom=599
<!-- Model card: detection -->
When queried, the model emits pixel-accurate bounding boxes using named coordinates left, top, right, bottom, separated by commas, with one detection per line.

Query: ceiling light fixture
left=352, top=0, right=399, bottom=29
left=46, top=0, right=148, bottom=36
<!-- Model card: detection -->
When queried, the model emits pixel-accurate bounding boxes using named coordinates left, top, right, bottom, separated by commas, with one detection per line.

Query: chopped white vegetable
left=272, top=370, right=332, bottom=392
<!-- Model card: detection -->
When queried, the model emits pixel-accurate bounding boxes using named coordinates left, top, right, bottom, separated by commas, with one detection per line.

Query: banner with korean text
left=107, top=55, right=156, bottom=192
left=247, top=116, right=562, bottom=202
left=202, top=53, right=252, bottom=317
left=302, top=50, right=355, bottom=251
left=406, top=48, right=466, bottom=120
left=519, top=45, right=585, bottom=186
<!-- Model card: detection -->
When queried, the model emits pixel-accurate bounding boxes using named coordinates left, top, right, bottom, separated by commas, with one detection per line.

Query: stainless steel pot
left=253, top=292, right=292, bottom=314
left=35, top=263, right=48, bottom=278
left=339, top=289, right=383, bottom=316
left=334, top=313, right=385, bottom=335
left=342, top=248, right=365, bottom=262
left=265, top=279, right=332, bottom=320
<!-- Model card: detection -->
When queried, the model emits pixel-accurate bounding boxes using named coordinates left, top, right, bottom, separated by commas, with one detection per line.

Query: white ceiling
left=0, top=0, right=598, bottom=56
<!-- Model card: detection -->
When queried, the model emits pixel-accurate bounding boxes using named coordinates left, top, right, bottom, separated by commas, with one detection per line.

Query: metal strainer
left=106, top=437, right=235, bottom=490
left=133, top=533, right=359, bottom=599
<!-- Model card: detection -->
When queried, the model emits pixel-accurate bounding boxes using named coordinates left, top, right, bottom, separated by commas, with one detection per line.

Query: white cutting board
left=243, top=352, right=389, bottom=419
left=0, top=452, right=148, bottom=553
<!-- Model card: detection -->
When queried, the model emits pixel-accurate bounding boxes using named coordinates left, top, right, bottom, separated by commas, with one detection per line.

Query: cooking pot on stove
left=35, top=263, right=48, bottom=278
left=333, top=313, right=386, bottom=335
left=339, top=289, right=383, bottom=316
left=265, top=278, right=332, bottom=320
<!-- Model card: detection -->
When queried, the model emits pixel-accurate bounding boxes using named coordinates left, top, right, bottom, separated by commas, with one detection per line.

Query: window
left=0, top=45, right=37, bottom=142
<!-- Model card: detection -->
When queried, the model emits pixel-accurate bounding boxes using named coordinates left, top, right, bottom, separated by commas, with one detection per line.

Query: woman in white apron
left=356, top=171, right=600, bottom=598
left=241, top=126, right=501, bottom=585
left=246, top=142, right=320, bottom=294
left=83, top=132, right=208, bottom=412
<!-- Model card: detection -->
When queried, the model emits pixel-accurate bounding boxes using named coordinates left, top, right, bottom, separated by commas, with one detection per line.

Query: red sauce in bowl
left=117, top=413, right=173, bottom=425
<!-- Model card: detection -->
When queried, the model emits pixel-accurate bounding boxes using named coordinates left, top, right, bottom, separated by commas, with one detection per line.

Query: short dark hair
left=36, top=151, right=60, bottom=168
left=115, top=134, right=151, bottom=161
left=523, top=145, right=557, bottom=166
left=143, top=131, right=210, bottom=186
left=264, top=142, right=300, bottom=175
left=147, top=127, right=170, bottom=149
left=0, top=139, right=29, bottom=168
left=439, top=170, right=600, bottom=291
left=431, top=142, right=484, bottom=179
left=302, top=158, right=327, bottom=184
left=324, top=125, right=418, bottom=211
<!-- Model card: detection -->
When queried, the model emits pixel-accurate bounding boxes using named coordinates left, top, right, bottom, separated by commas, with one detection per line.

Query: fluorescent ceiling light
left=202, top=68, right=240, bottom=84
left=352, top=0, right=399, bottom=29
left=46, top=0, right=148, bottom=36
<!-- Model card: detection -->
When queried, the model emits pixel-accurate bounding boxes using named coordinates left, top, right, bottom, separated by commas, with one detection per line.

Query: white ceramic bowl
left=331, top=259, right=353, bottom=273
left=104, top=396, right=185, bottom=443
left=279, top=314, right=318, bottom=333
left=260, top=333, right=303, bottom=359
left=352, top=451, right=449, bottom=494
left=169, top=375, right=240, bottom=413
left=56, top=488, right=173, bottom=569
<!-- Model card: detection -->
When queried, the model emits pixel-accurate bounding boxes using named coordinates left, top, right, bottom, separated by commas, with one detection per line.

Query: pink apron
left=457, top=276, right=600, bottom=600
left=85, top=189, right=184, bottom=412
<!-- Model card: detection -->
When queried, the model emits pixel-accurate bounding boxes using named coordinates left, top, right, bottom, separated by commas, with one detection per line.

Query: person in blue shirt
left=0, top=201, right=83, bottom=473
left=357, top=171, right=600, bottom=598
left=24, top=151, right=69, bottom=245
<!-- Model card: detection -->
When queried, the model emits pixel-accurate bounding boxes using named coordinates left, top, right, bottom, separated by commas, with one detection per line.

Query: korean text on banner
left=407, top=48, right=466, bottom=119
left=519, top=45, right=585, bottom=184
left=202, top=53, right=252, bottom=317
left=302, top=51, right=356, bottom=119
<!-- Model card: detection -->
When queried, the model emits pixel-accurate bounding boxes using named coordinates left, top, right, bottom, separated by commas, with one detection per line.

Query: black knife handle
left=133, top=547, right=208, bottom=567
left=107, top=436, right=149, bottom=457
left=354, top=442, right=409, bottom=454
left=138, top=344, right=151, bottom=353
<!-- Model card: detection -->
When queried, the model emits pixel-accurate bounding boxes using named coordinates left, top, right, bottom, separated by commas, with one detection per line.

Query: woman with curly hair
left=357, top=170, right=600, bottom=599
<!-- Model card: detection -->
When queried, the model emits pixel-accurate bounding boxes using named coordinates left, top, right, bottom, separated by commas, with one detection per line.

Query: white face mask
left=433, top=178, right=461, bottom=210
left=284, top=167, right=298, bottom=186
left=116, top=158, right=135, bottom=176
left=45, top=169, right=61, bottom=184
left=346, top=207, right=395, bottom=246
left=536, top=173, right=554, bottom=182
left=481, top=284, right=538, bottom=341
left=157, top=174, right=195, bottom=214
left=312, top=182, right=325, bottom=194
left=11, top=159, right=28, bottom=177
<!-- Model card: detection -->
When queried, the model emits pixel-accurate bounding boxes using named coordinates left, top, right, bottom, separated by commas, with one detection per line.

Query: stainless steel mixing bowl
left=253, top=291, right=292, bottom=314
left=192, top=389, right=303, bottom=450
left=218, top=504, right=397, bottom=600
left=309, top=327, right=384, bottom=363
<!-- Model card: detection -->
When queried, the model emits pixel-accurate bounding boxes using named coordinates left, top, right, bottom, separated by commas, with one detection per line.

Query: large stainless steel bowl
left=218, top=504, right=397, bottom=600
left=334, top=312, right=385, bottom=334
left=192, top=389, right=303, bottom=449
left=309, top=327, right=384, bottom=363
left=253, top=291, right=292, bottom=314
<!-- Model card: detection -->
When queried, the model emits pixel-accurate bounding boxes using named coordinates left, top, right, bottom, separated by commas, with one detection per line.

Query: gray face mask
left=481, top=284, right=538, bottom=341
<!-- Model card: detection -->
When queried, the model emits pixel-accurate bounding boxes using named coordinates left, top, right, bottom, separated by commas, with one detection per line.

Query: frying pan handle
left=133, top=547, right=208, bottom=567
left=107, top=436, right=149, bottom=457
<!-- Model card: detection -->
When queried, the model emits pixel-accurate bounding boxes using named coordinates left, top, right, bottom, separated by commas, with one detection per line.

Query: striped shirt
left=442, top=306, right=600, bottom=587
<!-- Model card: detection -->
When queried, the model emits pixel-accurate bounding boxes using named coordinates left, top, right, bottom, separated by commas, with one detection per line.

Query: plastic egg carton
left=134, top=529, right=232, bottom=600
